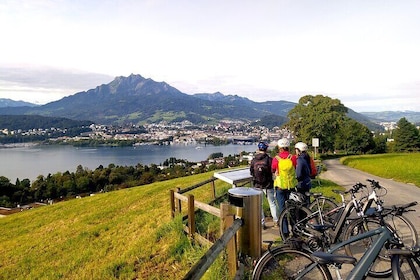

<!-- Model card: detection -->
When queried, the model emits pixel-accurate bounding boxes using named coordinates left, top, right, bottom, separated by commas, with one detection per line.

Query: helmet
left=257, top=141, right=269, bottom=151
left=295, top=142, right=308, bottom=152
left=277, top=138, right=290, bottom=148
left=289, top=192, right=305, bottom=203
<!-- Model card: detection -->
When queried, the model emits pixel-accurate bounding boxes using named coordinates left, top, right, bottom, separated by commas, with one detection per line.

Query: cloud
left=0, top=66, right=113, bottom=104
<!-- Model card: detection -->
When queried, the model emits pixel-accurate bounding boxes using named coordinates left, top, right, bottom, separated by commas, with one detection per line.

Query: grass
left=340, top=153, right=420, bottom=187
left=0, top=171, right=232, bottom=280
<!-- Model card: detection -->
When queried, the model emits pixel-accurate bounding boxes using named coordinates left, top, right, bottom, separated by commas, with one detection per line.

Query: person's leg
left=277, top=189, right=290, bottom=236
left=265, top=188, right=279, bottom=226
left=261, top=189, right=267, bottom=229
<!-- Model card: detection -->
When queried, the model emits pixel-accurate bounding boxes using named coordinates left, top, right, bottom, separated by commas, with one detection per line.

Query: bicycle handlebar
left=366, top=179, right=382, bottom=189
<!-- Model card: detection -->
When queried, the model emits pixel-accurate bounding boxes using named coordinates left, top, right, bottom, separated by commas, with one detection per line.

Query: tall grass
left=0, top=165, right=351, bottom=279
left=0, top=171, right=231, bottom=280
left=341, top=153, right=420, bottom=187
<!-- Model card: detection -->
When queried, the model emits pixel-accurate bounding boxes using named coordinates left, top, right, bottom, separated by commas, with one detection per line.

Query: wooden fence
left=170, top=176, right=252, bottom=279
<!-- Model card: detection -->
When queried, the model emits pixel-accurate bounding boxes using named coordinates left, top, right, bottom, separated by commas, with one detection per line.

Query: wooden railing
left=170, top=176, right=252, bottom=278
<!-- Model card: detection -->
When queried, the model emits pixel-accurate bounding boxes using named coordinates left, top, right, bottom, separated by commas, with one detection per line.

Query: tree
left=393, top=118, right=420, bottom=152
left=335, top=118, right=375, bottom=154
left=287, top=95, right=348, bottom=152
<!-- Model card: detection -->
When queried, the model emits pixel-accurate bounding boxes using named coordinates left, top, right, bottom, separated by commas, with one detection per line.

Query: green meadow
left=341, top=153, right=420, bottom=187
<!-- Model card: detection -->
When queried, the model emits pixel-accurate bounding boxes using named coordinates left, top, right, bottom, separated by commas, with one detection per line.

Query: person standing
left=294, top=142, right=312, bottom=205
left=271, top=138, right=297, bottom=216
left=250, top=141, right=278, bottom=229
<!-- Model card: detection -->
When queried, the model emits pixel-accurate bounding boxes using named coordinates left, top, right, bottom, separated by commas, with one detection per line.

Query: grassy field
left=0, top=171, right=234, bottom=280
left=341, top=153, right=420, bottom=187
left=0, top=167, right=345, bottom=279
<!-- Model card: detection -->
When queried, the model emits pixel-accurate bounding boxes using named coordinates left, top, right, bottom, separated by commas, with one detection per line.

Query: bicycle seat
left=312, top=251, right=357, bottom=265
left=307, top=192, right=323, bottom=198
left=308, top=223, right=334, bottom=233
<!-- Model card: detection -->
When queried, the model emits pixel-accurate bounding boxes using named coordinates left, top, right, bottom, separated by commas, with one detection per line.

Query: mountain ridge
left=0, top=74, right=417, bottom=126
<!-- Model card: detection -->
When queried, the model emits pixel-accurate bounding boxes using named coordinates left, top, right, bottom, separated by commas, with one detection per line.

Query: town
left=0, top=119, right=397, bottom=148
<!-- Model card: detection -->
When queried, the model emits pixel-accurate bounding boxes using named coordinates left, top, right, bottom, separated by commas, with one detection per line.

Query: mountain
left=0, top=98, right=38, bottom=108
left=0, top=74, right=388, bottom=131
left=0, top=74, right=289, bottom=125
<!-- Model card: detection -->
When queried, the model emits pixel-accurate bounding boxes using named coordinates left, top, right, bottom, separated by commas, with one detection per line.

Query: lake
left=0, top=143, right=257, bottom=182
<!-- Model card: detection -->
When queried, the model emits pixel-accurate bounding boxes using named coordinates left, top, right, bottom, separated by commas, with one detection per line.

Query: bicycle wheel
left=343, top=218, right=391, bottom=277
left=383, top=214, right=418, bottom=247
left=252, top=246, right=332, bottom=280
left=343, top=215, right=418, bottom=278
left=278, top=204, right=313, bottom=241
left=309, top=197, right=337, bottom=214
left=309, top=197, right=339, bottom=224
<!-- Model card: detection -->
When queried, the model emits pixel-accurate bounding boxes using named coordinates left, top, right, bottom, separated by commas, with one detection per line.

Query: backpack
left=274, top=154, right=298, bottom=190
left=309, top=156, right=317, bottom=179
left=252, top=155, right=270, bottom=187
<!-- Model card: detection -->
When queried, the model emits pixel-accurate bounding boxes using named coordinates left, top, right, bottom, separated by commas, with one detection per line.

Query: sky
left=1, top=0, right=420, bottom=112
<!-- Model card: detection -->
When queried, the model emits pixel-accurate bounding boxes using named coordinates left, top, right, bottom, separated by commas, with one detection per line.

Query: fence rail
left=170, top=174, right=252, bottom=278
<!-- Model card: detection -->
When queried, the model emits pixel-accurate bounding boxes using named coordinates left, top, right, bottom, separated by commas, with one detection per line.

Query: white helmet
left=289, top=192, right=305, bottom=203
left=277, top=138, right=290, bottom=148
left=295, top=142, right=308, bottom=152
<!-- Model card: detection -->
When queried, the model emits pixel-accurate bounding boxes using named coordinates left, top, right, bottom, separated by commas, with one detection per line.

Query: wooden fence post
left=220, top=203, right=237, bottom=277
left=211, top=180, right=216, bottom=200
left=188, top=194, right=195, bottom=237
left=176, top=187, right=181, bottom=214
left=170, top=189, right=175, bottom=218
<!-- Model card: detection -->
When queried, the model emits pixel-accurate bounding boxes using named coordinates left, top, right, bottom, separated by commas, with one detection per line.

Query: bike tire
left=309, top=196, right=338, bottom=213
left=252, top=246, right=332, bottom=280
left=343, top=215, right=418, bottom=278
left=278, top=204, right=313, bottom=241
left=309, top=197, right=339, bottom=224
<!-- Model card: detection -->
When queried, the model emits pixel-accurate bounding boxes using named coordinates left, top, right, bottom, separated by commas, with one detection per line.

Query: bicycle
left=278, top=179, right=418, bottom=277
left=252, top=202, right=417, bottom=280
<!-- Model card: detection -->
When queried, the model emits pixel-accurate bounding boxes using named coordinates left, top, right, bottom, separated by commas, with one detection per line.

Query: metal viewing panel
left=213, top=167, right=252, bottom=187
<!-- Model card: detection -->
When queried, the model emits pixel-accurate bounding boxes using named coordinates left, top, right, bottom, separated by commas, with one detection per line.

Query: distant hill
left=361, top=111, right=420, bottom=123
left=0, top=74, right=390, bottom=131
left=0, top=98, right=38, bottom=108
left=0, top=115, right=92, bottom=130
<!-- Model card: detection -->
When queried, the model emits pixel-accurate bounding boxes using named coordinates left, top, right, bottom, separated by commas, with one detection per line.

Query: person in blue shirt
left=294, top=142, right=312, bottom=205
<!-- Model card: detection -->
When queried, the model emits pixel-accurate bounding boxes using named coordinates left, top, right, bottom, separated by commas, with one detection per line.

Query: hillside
left=0, top=115, right=92, bottom=130
left=0, top=171, right=228, bottom=280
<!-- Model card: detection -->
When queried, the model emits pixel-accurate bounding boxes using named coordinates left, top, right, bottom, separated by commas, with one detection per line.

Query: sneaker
left=273, top=223, right=279, bottom=228
left=262, top=224, right=267, bottom=230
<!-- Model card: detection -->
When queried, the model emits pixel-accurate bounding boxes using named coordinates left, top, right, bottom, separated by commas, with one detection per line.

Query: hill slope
left=0, top=172, right=224, bottom=279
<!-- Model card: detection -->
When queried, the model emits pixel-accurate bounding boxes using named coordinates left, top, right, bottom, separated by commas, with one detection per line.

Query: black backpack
left=252, top=155, right=270, bottom=186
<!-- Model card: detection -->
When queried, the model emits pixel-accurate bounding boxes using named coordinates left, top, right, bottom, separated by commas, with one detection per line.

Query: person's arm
left=295, top=158, right=303, bottom=180
left=271, top=156, right=278, bottom=173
